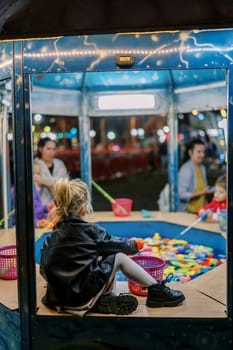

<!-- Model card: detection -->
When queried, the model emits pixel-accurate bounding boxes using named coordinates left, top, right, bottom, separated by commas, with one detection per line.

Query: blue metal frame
left=13, top=41, right=35, bottom=349
left=79, top=73, right=92, bottom=188
left=0, top=29, right=232, bottom=349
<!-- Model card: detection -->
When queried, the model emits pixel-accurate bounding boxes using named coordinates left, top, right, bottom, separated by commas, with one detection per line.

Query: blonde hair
left=54, top=178, right=93, bottom=217
left=216, top=174, right=226, bottom=190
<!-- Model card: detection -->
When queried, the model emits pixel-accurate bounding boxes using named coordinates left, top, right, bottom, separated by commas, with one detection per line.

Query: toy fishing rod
left=91, top=180, right=128, bottom=215
left=176, top=212, right=208, bottom=238
left=0, top=209, right=15, bottom=226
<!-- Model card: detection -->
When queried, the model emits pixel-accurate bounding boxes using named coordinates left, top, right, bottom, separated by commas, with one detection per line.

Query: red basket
left=128, top=256, right=165, bottom=296
left=0, top=245, right=17, bottom=280
left=112, top=198, right=133, bottom=217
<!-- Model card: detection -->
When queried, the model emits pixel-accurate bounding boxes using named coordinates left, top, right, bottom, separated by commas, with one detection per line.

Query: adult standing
left=34, top=137, right=69, bottom=205
left=178, top=138, right=213, bottom=213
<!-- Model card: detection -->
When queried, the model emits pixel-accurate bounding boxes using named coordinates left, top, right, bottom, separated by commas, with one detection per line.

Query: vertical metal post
left=0, top=80, right=12, bottom=228
left=1, top=105, right=9, bottom=228
left=226, top=69, right=232, bottom=318
left=13, top=41, right=35, bottom=350
left=79, top=73, right=92, bottom=188
left=167, top=71, right=179, bottom=211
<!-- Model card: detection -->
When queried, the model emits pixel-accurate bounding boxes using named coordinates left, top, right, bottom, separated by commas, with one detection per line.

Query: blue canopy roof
left=31, top=69, right=226, bottom=117
left=32, top=69, right=226, bottom=92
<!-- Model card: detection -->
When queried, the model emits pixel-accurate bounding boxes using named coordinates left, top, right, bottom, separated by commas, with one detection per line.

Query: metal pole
left=167, top=71, right=179, bottom=212
left=13, top=40, right=34, bottom=350
left=2, top=105, right=9, bottom=228
left=79, top=73, right=92, bottom=189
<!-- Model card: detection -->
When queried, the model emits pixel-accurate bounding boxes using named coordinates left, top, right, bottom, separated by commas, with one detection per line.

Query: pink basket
left=128, top=256, right=165, bottom=296
left=0, top=245, right=17, bottom=280
left=112, top=198, right=133, bottom=217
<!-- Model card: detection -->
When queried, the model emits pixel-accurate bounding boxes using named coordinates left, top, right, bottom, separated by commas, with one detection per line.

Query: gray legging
left=112, top=252, right=157, bottom=287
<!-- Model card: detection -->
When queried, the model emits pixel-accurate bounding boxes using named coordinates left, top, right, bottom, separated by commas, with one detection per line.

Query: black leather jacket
left=40, top=215, right=138, bottom=307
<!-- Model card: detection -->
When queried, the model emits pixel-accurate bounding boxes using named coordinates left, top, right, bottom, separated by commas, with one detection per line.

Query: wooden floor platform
left=35, top=262, right=227, bottom=318
left=0, top=262, right=226, bottom=318
left=0, top=211, right=227, bottom=318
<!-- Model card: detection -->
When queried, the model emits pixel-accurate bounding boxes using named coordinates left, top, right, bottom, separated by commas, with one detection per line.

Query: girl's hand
left=129, top=237, right=144, bottom=251
left=198, top=209, right=205, bottom=217
left=37, top=219, right=51, bottom=228
left=135, top=238, right=144, bottom=250
left=37, top=216, right=60, bottom=229
left=47, top=203, right=55, bottom=211
left=206, top=210, right=214, bottom=221
left=202, top=186, right=213, bottom=195
left=47, top=203, right=56, bottom=220
left=202, top=210, right=215, bottom=222
left=198, top=210, right=213, bottom=222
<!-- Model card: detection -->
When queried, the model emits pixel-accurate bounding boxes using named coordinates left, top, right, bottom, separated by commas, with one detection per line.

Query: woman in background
left=178, top=138, right=214, bottom=213
left=34, top=137, right=69, bottom=205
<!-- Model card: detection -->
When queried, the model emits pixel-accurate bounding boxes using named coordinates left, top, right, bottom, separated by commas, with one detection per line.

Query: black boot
left=92, top=293, right=138, bottom=315
left=146, top=279, right=185, bottom=307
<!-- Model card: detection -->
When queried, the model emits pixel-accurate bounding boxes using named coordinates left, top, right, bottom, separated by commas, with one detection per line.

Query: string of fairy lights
left=23, top=46, right=190, bottom=58
left=0, top=45, right=190, bottom=71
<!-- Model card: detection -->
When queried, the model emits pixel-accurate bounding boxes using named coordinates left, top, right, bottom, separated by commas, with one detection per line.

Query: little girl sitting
left=40, top=178, right=185, bottom=316
left=33, top=160, right=56, bottom=227
left=198, top=174, right=226, bottom=221
left=11, top=160, right=55, bottom=227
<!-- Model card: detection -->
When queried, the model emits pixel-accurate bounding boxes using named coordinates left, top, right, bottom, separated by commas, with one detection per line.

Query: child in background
left=198, top=174, right=226, bottom=221
left=40, top=178, right=185, bottom=316
left=11, top=160, right=55, bottom=227
left=33, top=160, right=56, bottom=227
